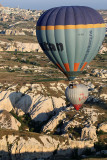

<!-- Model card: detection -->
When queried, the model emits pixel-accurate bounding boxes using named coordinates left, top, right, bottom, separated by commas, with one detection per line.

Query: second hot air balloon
left=65, top=84, right=88, bottom=110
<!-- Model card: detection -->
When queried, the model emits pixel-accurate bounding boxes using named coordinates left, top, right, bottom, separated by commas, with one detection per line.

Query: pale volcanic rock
left=10, top=92, right=66, bottom=122
left=8, top=84, right=18, bottom=91
left=82, top=107, right=99, bottom=124
left=42, top=111, right=66, bottom=133
left=81, top=125, right=98, bottom=142
left=0, top=91, right=22, bottom=112
left=91, top=69, right=99, bottom=76
left=99, top=46, right=107, bottom=54
left=26, top=83, right=32, bottom=87
left=2, top=41, right=43, bottom=52
left=29, top=95, right=65, bottom=122
left=58, top=140, right=94, bottom=155
left=51, top=97, right=66, bottom=110
left=0, top=110, right=21, bottom=130
left=57, top=83, right=67, bottom=92
left=29, top=95, right=53, bottom=122
left=0, top=97, right=14, bottom=112
left=100, top=73, right=107, bottom=78
left=98, top=122, right=107, bottom=132
left=6, top=45, right=16, bottom=51
left=4, top=29, right=25, bottom=36
left=39, top=135, right=59, bottom=152
left=91, top=68, right=107, bottom=78
left=0, top=135, right=60, bottom=159
left=100, top=94, right=107, bottom=100
left=14, top=42, right=42, bottom=52
left=32, top=83, right=43, bottom=92
left=0, top=46, right=3, bottom=51
left=14, top=94, right=53, bottom=121
left=21, top=65, right=29, bottom=70
left=0, top=134, right=95, bottom=159
left=32, top=30, right=36, bottom=36
left=64, top=120, right=81, bottom=132
left=20, top=86, right=29, bottom=93
left=87, top=82, right=95, bottom=90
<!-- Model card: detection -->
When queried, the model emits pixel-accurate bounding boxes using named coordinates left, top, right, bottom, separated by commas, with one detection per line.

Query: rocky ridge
left=0, top=41, right=42, bottom=52
left=0, top=80, right=106, bottom=159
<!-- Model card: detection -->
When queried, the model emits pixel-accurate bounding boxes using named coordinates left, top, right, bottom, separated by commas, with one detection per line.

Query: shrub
left=97, top=130, right=107, bottom=135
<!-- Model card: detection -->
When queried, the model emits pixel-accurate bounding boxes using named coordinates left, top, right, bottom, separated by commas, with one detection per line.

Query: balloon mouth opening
left=64, top=71, right=82, bottom=81
left=68, top=77, right=75, bottom=81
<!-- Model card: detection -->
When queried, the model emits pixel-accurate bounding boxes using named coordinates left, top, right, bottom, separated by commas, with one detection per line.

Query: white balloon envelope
left=65, top=84, right=88, bottom=110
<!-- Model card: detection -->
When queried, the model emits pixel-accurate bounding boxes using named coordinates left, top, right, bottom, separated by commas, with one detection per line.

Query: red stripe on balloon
left=56, top=63, right=64, bottom=71
left=80, top=62, right=88, bottom=71
left=74, top=63, right=80, bottom=71
left=64, top=63, right=70, bottom=72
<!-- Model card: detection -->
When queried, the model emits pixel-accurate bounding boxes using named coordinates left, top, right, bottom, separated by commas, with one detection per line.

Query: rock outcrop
left=0, top=91, right=22, bottom=112
left=0, top=41, right=43, bottom=52
left=91, top=69, right=107, bottom=78
left=81, top=125, right=98, bottom=142
left=99, top=46, right=107, bottom=54
left=6, top=42, right=42, bottom=52
left=42, top=111, right=66, bottom=133
left=0, top=133, right=94, bottom=160
left=98, top=122, right=107, bottom=132
left=14, top=93, right=66, bottom=122
left=1, top=29, right=25, bottom=36
left=0, top=110, right=21, bottom=130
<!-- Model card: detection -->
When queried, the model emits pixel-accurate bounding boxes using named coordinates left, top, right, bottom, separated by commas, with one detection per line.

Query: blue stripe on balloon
left=37, top=6, right=104, bottom=26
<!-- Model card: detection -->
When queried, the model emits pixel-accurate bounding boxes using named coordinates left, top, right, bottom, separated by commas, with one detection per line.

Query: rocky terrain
left=0, top=5, right=106, bottom=53
left=0, top=48, right=106, bottom=159
left=0, top=4, right=107, bottom=160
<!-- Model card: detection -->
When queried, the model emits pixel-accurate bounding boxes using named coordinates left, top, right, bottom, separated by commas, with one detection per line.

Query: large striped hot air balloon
left=36, top=6, right=106, bottom=80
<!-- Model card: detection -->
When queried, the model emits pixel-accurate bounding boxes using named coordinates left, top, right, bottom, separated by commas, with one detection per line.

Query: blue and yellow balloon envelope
left=36, top=6, right=106, bottom=81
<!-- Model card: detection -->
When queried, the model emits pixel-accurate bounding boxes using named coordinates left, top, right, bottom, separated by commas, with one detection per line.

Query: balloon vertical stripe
left=64, top=63, right=70, bottom=72
left=80, top=62, right=88, bottom=71
left=74, top=63, right=80, bottom=71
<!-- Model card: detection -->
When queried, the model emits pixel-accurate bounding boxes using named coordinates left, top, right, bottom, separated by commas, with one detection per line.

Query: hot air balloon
left=36, top=6, right=106, bottom=80
left=65, top=84, right=88, bottom=110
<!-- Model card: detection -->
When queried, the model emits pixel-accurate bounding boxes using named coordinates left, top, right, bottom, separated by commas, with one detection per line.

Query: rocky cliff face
left=0, top=131, right=95, bottom=160
left=0, top=83, right=106, bottom=159
left=2, top=29, right=25, bottom=36
left=6, top=42, right=43, bottom=52
left=0, top=110, right=21, bottom=130
left=0, top=41, right=43, bottom=52
left=0, top=60, right=106, bottom=159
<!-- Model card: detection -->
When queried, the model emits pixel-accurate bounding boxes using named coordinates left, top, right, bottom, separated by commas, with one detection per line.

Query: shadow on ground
left=0, top=148, right=107, bottom=160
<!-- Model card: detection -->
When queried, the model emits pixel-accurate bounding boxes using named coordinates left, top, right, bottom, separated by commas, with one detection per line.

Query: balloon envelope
left=65, top=84, right=88, bottom=110
left=36, top=6, right=106, bottom=80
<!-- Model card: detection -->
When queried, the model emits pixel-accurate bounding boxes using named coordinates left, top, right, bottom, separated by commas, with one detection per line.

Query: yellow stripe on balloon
left=36, top=23, right=106, bottom=30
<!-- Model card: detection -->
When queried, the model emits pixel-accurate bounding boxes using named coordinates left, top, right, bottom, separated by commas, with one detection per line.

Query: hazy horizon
left=0, top=0, right=107, bottom=10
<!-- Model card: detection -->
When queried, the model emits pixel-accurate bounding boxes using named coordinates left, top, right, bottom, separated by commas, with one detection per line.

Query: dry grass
left=0, top=51, right=67, bottom=89
left=0, top=35, right=37, bottom=43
